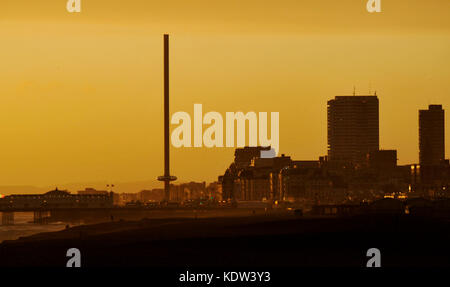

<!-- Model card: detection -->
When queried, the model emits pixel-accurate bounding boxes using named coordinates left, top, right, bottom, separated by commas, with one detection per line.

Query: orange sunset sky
left=0, top=0, right=449, bottom=193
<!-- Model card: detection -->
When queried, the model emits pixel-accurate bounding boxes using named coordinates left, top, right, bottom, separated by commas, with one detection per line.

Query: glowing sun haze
left=0, top=0, right=449, bottom=191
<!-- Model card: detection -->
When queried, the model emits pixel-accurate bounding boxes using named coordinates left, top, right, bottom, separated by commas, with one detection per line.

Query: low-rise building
left=0, top=188, right=114, bottom=209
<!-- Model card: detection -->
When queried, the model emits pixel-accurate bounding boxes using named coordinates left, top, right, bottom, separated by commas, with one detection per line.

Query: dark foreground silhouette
left=0, top=212, right=449, bottom=267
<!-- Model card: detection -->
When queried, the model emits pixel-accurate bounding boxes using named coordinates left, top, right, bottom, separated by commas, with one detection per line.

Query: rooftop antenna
left=353, top=86, right=356, bottom=96
left=157, top=34, right=177, bottom=202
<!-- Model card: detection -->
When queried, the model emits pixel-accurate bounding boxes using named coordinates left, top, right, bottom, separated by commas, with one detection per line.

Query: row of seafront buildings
left=0, top=183, right=223, bottom=210
left=118, top=182, right=221, bottom=205
left=0, top=180, right=224, bottom=211
left=219, top=94, right=449, bottom=204
left=219, top=146, right=410, bottom=205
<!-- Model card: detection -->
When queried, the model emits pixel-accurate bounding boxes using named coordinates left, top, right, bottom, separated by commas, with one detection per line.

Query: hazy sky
left=0, top=0, right=449, bottom=190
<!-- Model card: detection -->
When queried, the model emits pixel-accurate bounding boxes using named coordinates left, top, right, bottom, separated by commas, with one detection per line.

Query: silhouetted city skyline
left=1, top=2, right=450, bottom=272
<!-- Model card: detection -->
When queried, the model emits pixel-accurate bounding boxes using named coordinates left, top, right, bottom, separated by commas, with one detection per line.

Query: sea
left=0, top=212, right=68, bottom=243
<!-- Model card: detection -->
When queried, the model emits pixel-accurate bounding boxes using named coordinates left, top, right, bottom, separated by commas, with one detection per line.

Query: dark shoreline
left=1, top=211, right=449, bottom=267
